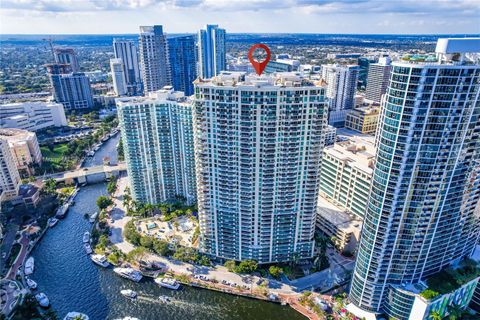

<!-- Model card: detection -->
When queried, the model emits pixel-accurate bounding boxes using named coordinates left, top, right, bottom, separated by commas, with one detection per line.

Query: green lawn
left=40, top=143, right=69, bottom=163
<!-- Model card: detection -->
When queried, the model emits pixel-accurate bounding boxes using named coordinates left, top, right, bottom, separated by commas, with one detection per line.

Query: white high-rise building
left=0, top=129, right=42, bottom=175
left=193, top=72, right=328, bottom=264
left=365, top=57, right=392, bottom=103
left=197, top=24, right=226, bottom=79
left=0, top=137, right=21, bottom=203
left=113, top=39, right=142, bottom=95
left=117, top=88, right=196, bottom=205
left=139, top=25, right=171, bottom=93
left=321, top=64, right=359, bottom=126
left=0, top=102, right=67, bottom=131
left=348, top=38, right=480, bottom=320
left=110, top=58, right=128, bottom=96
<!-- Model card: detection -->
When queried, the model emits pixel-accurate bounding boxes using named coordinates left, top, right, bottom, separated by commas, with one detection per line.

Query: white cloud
left=0, top=0, right=478, bottom=34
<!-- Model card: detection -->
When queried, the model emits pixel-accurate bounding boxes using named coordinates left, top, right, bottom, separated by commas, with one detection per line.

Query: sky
left=1, top=0, right=479, bottom=35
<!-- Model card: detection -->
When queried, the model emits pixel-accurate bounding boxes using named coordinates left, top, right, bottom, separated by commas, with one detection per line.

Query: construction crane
left=42, top=37, right=57, bottom=63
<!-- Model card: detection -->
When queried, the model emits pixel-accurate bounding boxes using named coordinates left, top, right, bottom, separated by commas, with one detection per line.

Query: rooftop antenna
left=43, top=37, right=57, bottom=63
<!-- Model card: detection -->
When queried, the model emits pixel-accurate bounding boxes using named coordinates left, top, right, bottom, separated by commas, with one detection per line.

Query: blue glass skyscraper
left=197, top=25, right=226, bottom=79
left=168, top=35, right=197, bottom=96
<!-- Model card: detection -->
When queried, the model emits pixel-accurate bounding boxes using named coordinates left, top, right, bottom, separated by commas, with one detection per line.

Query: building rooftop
left=317, top=196, right=362, bottom=232
left=349, top=106, right=380, bottom=116
left=195, top=71, right=326, bottom=88
left=116, top=87, right=188, bottom=106
left=0, top=128, right=36, bottom=142
left=324, top=128, right=376, bottom=174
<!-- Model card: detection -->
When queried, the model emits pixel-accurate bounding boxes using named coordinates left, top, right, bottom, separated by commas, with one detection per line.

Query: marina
left=29, top=133, right=305, bottom=320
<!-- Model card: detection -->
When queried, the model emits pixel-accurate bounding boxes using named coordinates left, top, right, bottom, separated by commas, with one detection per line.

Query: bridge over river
left=39, top=162, right=127, bottom=185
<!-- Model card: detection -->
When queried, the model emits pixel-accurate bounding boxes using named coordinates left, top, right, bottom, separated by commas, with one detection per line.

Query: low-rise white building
left=0, top=128, right=42, bottom=175
left=0, top=101, right=68, bottom=131
left=319, top=129, right=375, bottom=218
left=316, top=196, right=362, bottom=254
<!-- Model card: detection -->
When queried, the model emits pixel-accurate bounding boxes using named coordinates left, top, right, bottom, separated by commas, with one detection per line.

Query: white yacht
left=84, top=243, right=93, bottom=254
left=120, top=289, right=137, bottom=299
left=83, top=231, right=90, bottom=243
left=64, top=312, right=89, bottom=320
left=48, top=218, right=59, bottom=227
left=154, top=277, right=180, bottom=290
left=87, top=151, right=95, bottom=157
left=89, top=212, right=98, bottom=223
left=35, top=292, right=50, bottom=307
left=24, top=257, right=34, bottom=275
left=26, top=278, right=37, bottom=290
left=113, top=267, right=143, bottom=282
left=91, top=254, right=109, bottom=268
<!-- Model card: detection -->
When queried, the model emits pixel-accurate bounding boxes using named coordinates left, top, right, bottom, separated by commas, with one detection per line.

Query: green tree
left=153, top=239, right=170, bottom=256
left=224, top=260, right=236, bottom=272
left=107, top=252, right=120, bottom=265
left=429, top=311, right=442, bottom=320
left=107, top=178, right=117, bottom=195
left=140, top=236, right=153, bottom=249
left=43, top=178, right=57, bottom=194
left=269, top=265, right=283, bottom=278
left=235, top=259, right=258, bottom=273
left=96, top=195, right=113, bottom=210
left=124, top=220, right=141, bottom=245
left=126, top=246, right=147, bottom=262
left=199, top=255, right=211, bottom=266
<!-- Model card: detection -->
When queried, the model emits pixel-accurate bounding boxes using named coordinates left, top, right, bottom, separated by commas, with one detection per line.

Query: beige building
left=319, top=129, right=375, bottom=218
left=345, top=106, right=380, bottom=134
left=0, top=138, right=21, bottom=203
left=316, top=195, right=362, bottom=254
left=0, top=129, right=42, bottom=175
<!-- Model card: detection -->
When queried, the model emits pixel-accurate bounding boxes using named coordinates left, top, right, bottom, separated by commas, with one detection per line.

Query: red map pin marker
left=248, top=44, right=271, bottom=75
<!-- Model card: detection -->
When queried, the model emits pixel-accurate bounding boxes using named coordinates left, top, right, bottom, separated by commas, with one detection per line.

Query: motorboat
left=26, top=278, right=37, bottom=290
left=64, top=312, right=89, bottom=320
left=87, top=151, right=95, bottom=157
left=113, top=267, right=143, bottom=282
left=91, top=254, right=109, bottom=268
left=83, top=231, right=90, bottom=243
left=24, top=257, right=34, bottom=275
left=35, top=292, right=50, bottom=307
left=48, top=217, right=59, bottom=227
left=120, top=289, right=137, bottom=299
left=158, top=295, right=171, bottom=303
left=154, top=277, right=180, bottom=290
left=89, top=212, right=98, bottom=223
left=84, top=243, right=93, bottom=254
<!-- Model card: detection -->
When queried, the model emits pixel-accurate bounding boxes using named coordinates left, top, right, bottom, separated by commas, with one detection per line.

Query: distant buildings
left=113, top=39, right=142, bottom=95
left=139, top=25, right=171, bottom=93
left=54, top=47, right=80, bottom=72
left=168, top=35, right=197, bottom=96
left=0, top=137, right=21, bottom=203
left=344, top=106, right=380, bottom=134
left=319, top=130, right=374, bottom=218
left=0, top=129, right=42, bottom=176
left=197, top=25, right=226, bottom=79
left=193, top=72, right=328, bottom=264
left=365, top=57, right=392, bottom=103
left=117, top=88, right=196, bottom=205
left=348, top=38, right=480, bottom=320
left=46, top=64, right=94, bottom=110
left=110, top=58, right=128, bottom=96
left=0, top=101, right=67, bottom=131
left=321, top=64, right=359, bottom=127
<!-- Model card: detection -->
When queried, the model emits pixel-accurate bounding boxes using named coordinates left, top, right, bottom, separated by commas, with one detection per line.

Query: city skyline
left=1, top=0, right=479, bottom=35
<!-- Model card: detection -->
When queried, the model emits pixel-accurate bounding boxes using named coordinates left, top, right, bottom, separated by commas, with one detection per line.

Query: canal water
left=31, top=134, right=305, bottom=320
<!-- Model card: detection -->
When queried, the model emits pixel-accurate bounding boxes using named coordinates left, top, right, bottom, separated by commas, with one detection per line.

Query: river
left=31, top=134, right=305, bottom=320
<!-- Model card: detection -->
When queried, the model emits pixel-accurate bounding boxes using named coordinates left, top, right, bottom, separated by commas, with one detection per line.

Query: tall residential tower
left=365, top=57, right=392, bottom=104
left=168, top=35, right=197, bottom=96
left=117, top=88, right=196, bottom=205
left=110, top=58, right=128, bottom=96
left=348, top=38, right=480, bottom=320
left=139, top=25, right=171, bottom=93
left=197, top=25, right=226, bottom=79
left=193, top=72, right=328, bottom=264
left=113, top=39, right=142, bottom=95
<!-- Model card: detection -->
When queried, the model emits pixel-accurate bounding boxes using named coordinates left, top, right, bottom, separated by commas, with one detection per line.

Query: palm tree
left=429, top=310, right=442, bottom=320
left=447, top=303, right=463, bottom=320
